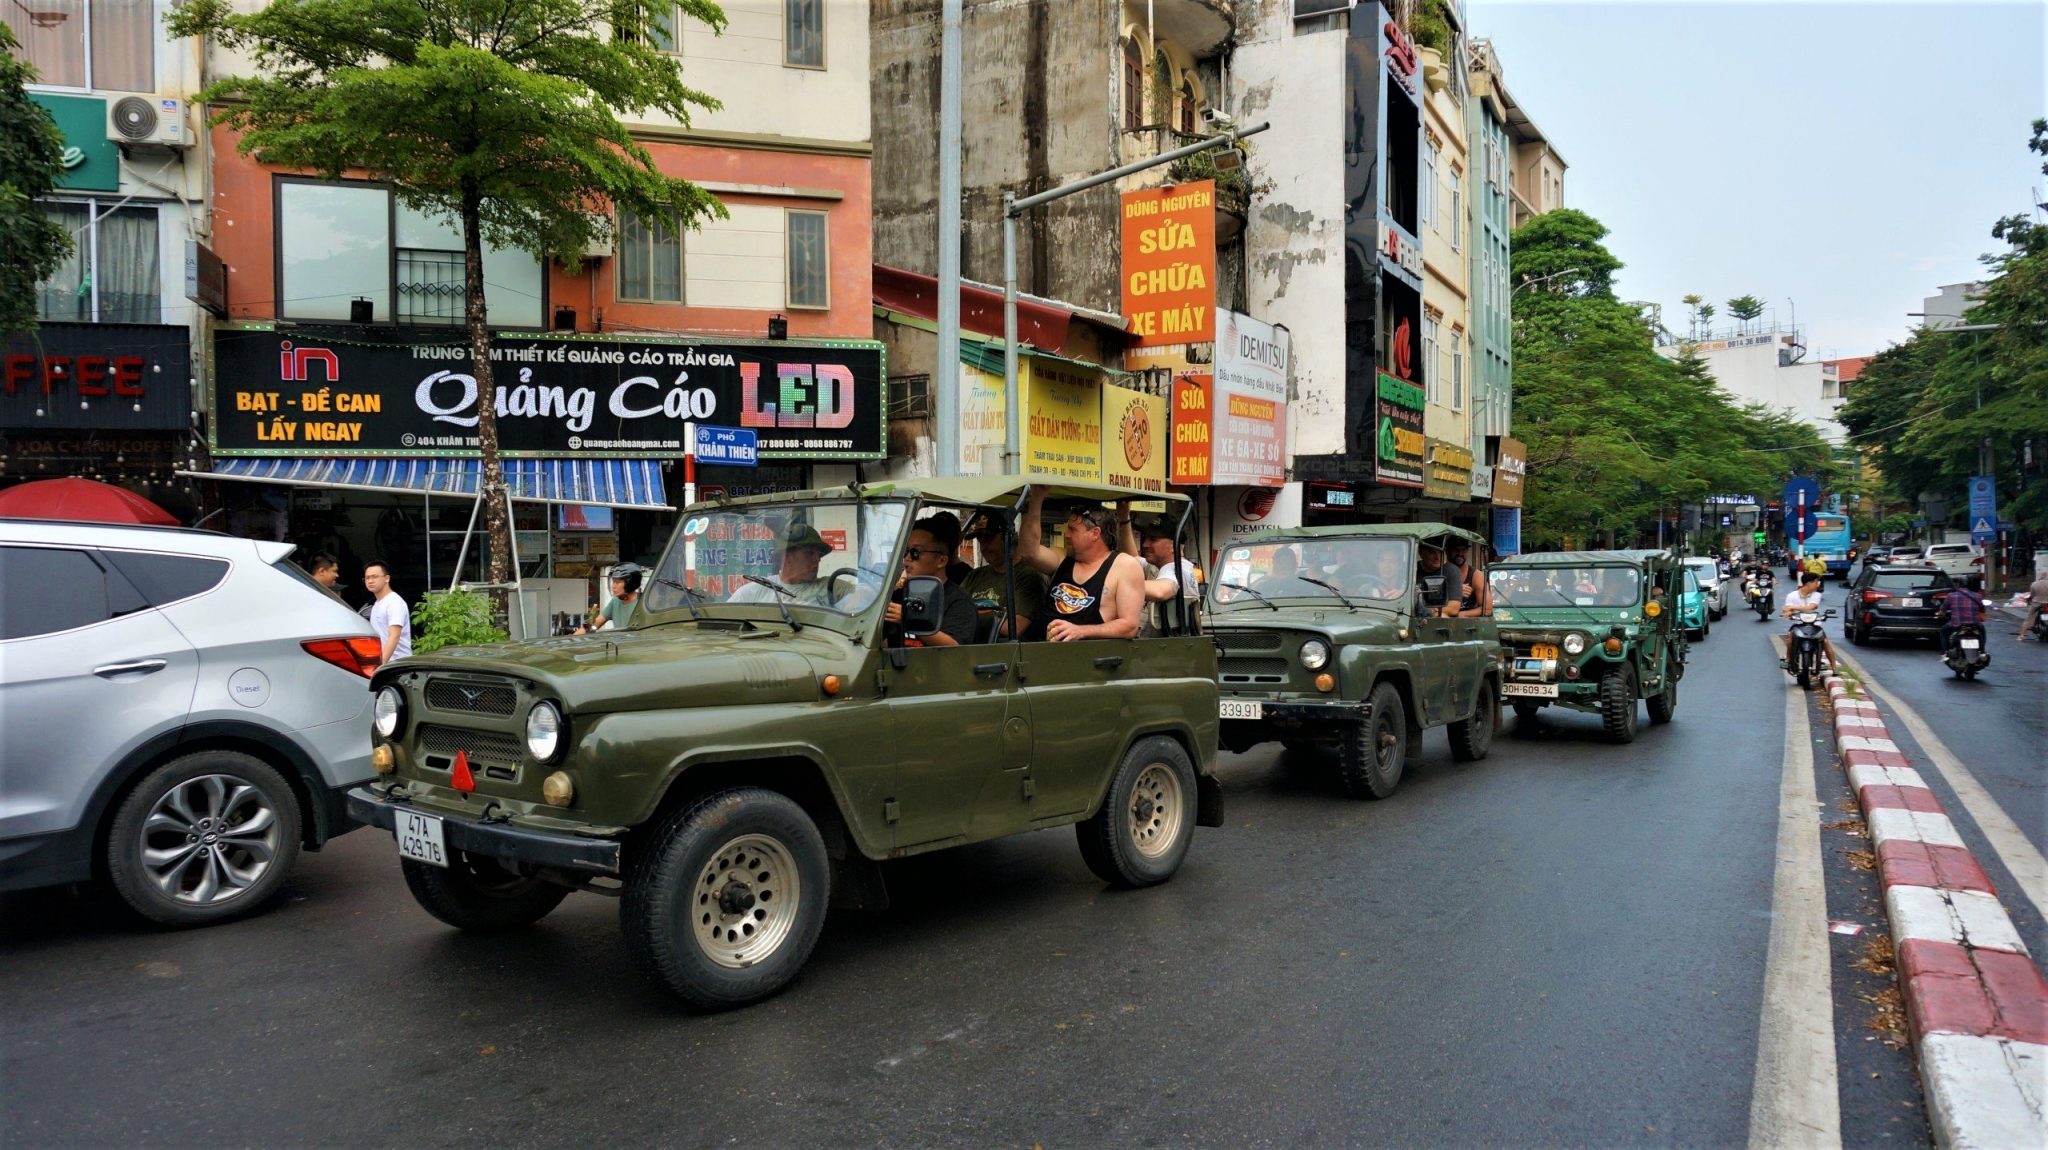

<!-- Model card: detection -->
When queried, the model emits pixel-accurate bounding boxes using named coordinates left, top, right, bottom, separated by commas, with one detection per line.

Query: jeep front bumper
left=347, top=786, right=622, bottom=875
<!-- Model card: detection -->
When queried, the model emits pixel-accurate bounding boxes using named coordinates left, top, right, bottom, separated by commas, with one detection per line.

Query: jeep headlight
left=1562, top=633, right=1588, bottom=656
left=1299, top=639, right=1331, bottom=670
left=373, top=686, right=405, bottom=738
left=526, top=701, right=564, bottom=763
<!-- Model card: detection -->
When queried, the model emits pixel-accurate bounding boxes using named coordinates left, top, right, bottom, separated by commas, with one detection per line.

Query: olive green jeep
left=1207, top=525, right=1502, bottom=799
left=347, top=476, right=1221, bottom=1010
left=1486, top=549, right=1688, bottom=744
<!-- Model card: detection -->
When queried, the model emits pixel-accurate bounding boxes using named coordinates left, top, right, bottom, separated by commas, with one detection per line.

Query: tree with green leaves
left=1726, top=294, right=1764, bottom=334
left=0, top=23, right=73, bottom=340
left=1681, top=293, right=1704, bottom=340
left=168, top=0, right=728, bottom=595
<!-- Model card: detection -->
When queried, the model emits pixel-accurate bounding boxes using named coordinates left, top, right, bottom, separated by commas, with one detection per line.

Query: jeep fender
left=1085, top=723, right=1222, bottom=828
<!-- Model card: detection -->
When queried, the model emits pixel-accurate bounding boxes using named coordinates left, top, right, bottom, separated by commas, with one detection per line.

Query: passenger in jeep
left=1417, top=544, right=1466, bottom=617
left=1016, top=488, right=1144, bottom=642
left=885, top=522, right=977, bottom=647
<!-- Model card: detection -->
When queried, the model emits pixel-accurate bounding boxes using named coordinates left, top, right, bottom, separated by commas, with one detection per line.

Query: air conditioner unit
left=581, top=214, right=615, bottom=260
left=106, top=94, right=191, bottom=149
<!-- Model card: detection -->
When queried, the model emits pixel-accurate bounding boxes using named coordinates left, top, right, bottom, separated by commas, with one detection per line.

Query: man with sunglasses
left=1015, top=486, right=1145, bottom=642
left=884, top=518, right=977, bottom=647
left=960, top=511, right=1048, bottom=640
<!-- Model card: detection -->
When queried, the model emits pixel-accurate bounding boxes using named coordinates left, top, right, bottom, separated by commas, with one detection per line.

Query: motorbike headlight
left=1562, top=633, right=1587, bottom=656
left=526, top=701, right=564, bottom=763
left=1300, top=639, right=1331, bottom=670
left=373, top=686, right=404, bottom=739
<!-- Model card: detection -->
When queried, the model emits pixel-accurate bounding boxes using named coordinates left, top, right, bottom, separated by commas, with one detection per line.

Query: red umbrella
left=0, top=478, right=181, bottom=526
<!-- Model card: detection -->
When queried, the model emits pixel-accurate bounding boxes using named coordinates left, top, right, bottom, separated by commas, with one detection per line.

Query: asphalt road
left=1, top=624, right=1924, bottom=1148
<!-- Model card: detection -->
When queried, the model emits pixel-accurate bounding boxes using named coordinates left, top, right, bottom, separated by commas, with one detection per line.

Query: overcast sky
left=1467, top=0, right=2046, bottom=359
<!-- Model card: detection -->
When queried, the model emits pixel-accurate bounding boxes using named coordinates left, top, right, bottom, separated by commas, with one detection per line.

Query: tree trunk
left=461, top=189, right=513, bottom=600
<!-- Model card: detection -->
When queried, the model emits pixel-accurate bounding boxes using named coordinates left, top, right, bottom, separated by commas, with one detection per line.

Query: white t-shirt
left=370, top=593, right=413, bottom=660
left=1783, top=588, right=1824, bottom=614
left=726, top=577, right=837, bottom=607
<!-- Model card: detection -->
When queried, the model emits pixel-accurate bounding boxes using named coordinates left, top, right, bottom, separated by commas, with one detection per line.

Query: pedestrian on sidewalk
left=363, top=561, right=412, bottom=666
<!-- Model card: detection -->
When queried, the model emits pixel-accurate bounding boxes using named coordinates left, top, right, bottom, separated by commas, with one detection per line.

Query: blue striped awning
left=189, top=457, right=673, bottom=509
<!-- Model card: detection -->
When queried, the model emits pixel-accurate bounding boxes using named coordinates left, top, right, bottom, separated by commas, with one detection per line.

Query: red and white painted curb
left=1824, top=671, right=2048, bottom=1148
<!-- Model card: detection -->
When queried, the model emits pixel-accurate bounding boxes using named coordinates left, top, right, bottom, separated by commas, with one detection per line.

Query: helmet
left=609, top=562, right=645, bottom=595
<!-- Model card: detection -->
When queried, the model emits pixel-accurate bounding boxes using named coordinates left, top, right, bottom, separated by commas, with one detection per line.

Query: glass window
left=1121, top=39, right=1143, bottom=131
left=392, top=201, right=544, bottom=327
left=617, top=209, right=683, bottom=303
left=1179, top=79, right=1196, bottom=134
left=1420, top=140, right=1436, bottom=233
left=1210, top=538, right=1412, bottom=608
left=3, top=0, right=151, bottom=90
left=650, top=3, right=679, bottom=53
left=1423, top=314, right=1440, bottom=406
left=786, top=209, right=829, bottom=310
left=1452, top=331, right=1464, bottom=410
left=279, top=181, right=392, bottom=322
left=35, top=200, right=159, bottom=323
left=100, top=551, right=229, bottom=606
left=90, top=0, right=151, bottom=90
left=1449, top=168, right=1462, bottom=250
left=1490, top=566, right=1644, bottom=609
left=0, top=546, right=113, bottom=639
left=647, top=500, right=907, bottom=624
left=785, top=0, right=822, bottom=68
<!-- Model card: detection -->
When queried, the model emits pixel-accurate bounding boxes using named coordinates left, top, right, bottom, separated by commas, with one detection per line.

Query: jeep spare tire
left=623, top=788, right=829, bottom=1011
left=403, top=851, right=570, bottom=932
left=1078, top=735, right=1197, bottom=888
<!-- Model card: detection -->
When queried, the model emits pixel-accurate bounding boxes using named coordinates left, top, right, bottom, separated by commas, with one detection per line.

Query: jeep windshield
left=1209, top=538, right=1409, bottom=610
left=643, top=500, right=906, bottom=625
left=1489, top=566, right=1643, bottom=609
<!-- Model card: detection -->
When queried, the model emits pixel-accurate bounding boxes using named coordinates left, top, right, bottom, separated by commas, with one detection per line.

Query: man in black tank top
left=1013, top=486, right=1145, bottom=642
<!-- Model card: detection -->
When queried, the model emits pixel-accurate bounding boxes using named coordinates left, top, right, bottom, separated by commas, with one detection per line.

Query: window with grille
left=889, top=374, right=930, bottom=420
left=396, top=248, right=465, bottom=324
left=786, top=209, right=829, bottom=310
left=618, top=209, right=683, bottom=303
left=785, top=0, right=822, bottom=67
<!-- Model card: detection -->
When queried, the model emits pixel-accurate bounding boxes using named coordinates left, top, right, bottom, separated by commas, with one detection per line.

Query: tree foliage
left=0, top=23, right=73, bottom=339
left=168, top=0, right=729, bottom=588
left=1838, top=120, right=2048, bottom=535
left=1510, top=210, right=1845, bottom=548
left=1725, top=294, right=1765, bottom=332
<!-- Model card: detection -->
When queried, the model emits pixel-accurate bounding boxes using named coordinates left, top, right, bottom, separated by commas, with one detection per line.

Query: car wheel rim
left=692, top=833, right=801, bottom=970
left=1127, top=763, right=1185, bottom=860
left=140, top=773, right=281, bottom=905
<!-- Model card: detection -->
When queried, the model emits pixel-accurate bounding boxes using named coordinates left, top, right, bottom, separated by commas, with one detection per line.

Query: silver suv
left=0, top=519, right=379, bottom=925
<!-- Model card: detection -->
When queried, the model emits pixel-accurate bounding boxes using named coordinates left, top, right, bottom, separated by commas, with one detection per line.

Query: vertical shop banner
left=1373, top=372, right=1426, bottom=488
left=1101, top=380, right=1167, bottom=496
left=1120, top=181, right=1217, bottom=347
left=1211, top=309, right=1289, bottom=486
left=1023, top=360, right=1103, bottom=480
left=1171, top=374, right=1213, bottom=484
left=1492, top=507, right=1522, bottom=558
left=1491, top=436, right=1527, bottom=508
left=959, top=362, right=1007, bottom=474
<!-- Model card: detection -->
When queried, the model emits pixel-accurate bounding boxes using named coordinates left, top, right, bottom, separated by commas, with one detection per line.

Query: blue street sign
left=694, top=424, right=758, bottom=466
left=1998, top=519, right=2017, bottom=532
left=1782, top=477, right=1821, bottom=512
left=1491, top=507, right=1521, bottom=558
left=1967, top=475, right=1997, bottom=521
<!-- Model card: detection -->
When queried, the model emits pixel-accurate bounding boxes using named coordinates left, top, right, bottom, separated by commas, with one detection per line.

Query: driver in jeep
left=727, top=522, right=838, bottom=605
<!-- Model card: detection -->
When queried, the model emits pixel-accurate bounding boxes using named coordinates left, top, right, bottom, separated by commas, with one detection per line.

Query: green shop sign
left=28, top=94, right=120, bottom=192
left=1373, top=372, right=1425, bottom=488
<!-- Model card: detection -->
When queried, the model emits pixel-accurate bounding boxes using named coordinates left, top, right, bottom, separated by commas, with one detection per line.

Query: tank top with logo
left=1028, top=551, right=1115, bottom=640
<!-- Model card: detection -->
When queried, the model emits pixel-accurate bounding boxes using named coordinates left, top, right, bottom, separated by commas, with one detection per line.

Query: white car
left=0, top=519, right=379, bottom=925
left=1682, top=557, right=1726, bottom=618
left=1921, top=542, right=1984, bottom=586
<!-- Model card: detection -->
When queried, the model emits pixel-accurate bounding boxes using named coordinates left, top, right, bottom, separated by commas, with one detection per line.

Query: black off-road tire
left=1600, top=667, right=1639, bottom=744
left=106, top=751, right=302, bottom=927
left=402, top=853, right=570, bottom=932
left=1646, top=672, right=1677, bottom=725
left=1448, top=681, right=1497, bottom=762
left=1077, top=736, right=1198, bottom=888
left=1510, top=700, right=1543, bottom=721
left=1338, top=683, right=1407, bottom=799
left=622, top=788, right=829, bottom=1011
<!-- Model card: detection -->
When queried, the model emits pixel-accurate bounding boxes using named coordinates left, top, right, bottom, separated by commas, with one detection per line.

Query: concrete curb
left=1821, top=671, right=2048, bottom=1148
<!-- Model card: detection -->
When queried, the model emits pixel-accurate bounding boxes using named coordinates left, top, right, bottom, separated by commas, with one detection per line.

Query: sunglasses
left=905, top=547, right=949, bottom=560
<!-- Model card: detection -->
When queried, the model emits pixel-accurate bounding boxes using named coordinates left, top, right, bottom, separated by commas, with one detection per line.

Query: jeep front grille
left=1219, top=656, right=1289, bottom=683
left=416, top=723, right=524, bottom=781
left=424, top=678, right=517, bottom=717
left=1214, top=631, right=1284, bottom=652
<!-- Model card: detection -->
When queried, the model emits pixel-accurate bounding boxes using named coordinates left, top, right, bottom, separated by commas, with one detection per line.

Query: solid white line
left=1834, top=651, right=2048, bottom=924
left=1748, top=673, right=1842, bottom=1150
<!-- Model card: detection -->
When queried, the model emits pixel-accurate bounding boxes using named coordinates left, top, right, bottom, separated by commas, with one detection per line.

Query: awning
left=181, top=457, right=674, bottom=509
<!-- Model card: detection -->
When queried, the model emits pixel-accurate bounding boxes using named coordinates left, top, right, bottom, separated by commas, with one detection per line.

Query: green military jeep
left=1207, top=525, right=1501, bottom=799
left=348, top=477, right=1221, bottom=1010
left=1486, top=549, right=1688, bottom=744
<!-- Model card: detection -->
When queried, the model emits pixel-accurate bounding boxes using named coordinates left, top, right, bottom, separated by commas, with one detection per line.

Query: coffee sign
left=3, top=323, right=191, bottom=431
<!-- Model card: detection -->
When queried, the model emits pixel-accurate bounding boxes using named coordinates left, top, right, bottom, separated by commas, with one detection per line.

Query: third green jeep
left=1207, top=525, right=1501, bottom=799
left=346, top=476, right=1221, bottom=1011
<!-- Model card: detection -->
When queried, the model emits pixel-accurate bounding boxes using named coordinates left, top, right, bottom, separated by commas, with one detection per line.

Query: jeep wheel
left=1078, top=736, right=1197, bottom=888
left=1448, top=682, right=1497, bottom=762
left=622, top=788, right=829, bottom=1011
left=1600, top=667, right=1639, bottom=744
left=1647, top=672, right=1677, bottom=725
left=106, top=751, right=302, bottom=927
left=1338, top=683, right=1406, bottom=799
left=402, top=853, right=569, bottom=932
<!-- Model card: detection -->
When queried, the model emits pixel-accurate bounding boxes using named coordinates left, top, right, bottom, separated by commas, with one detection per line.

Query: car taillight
left=303, top=637, right=382, bottom=678
left=1860, top=590, right=1891, bottom=604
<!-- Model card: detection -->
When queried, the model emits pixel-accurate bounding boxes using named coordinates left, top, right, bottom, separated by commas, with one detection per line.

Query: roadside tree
left=0, top=24, right=73, bottom=340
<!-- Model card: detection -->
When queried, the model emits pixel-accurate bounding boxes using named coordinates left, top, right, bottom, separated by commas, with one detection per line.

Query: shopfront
left=2, top=322, right=199, bottom=512
left=191, top=324, right=884, bottom=615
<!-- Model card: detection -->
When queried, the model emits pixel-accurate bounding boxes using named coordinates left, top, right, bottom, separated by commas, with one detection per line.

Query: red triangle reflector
left=450, top=750, right=476, bottom=793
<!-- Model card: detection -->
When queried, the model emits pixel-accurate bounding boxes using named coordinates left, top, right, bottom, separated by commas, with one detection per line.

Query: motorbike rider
left=1741, top=559, right=1776, bottom=612
left=1935, top=579, right=1987, bottom=658
left=1780, top=572, right=1837, bottom=671
left=2017, top=571, right=2048, bottom=643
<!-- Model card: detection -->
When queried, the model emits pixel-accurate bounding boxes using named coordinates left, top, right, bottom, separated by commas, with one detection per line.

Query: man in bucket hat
left=727, top=521, right=839, bottom=605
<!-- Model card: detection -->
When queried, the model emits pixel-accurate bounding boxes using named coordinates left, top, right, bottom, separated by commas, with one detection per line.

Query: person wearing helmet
left=575, top=562, right=645, bottom=634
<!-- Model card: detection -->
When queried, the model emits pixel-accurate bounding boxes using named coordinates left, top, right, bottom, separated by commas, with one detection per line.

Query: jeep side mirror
left=899, top=575, right=945, bottom=637
left=1419, top=573, right=1448, bottom=607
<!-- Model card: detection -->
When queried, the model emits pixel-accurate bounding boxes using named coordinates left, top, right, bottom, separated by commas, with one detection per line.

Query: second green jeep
left=1207, top=525, right=1501, bottom=799
left=347, top=477, right=1221, bottom=1010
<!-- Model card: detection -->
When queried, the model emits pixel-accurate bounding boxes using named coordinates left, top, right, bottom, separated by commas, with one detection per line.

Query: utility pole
left=933, top=0, right=964, bottom=475
left=1000, top=121, right=1269, bottom=470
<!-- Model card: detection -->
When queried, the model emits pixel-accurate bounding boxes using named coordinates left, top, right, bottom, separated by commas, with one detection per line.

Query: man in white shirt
left=363, top=561, right=412, bottom=665
left=726, top=522, right=840, bottom=606
left=1117, top=511, right=1200, bottom=634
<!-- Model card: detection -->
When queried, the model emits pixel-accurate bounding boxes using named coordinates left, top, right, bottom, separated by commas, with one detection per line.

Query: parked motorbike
left=1745, top=572, right=1775, bottom=620
left=1941, top=622, right=1991, bottom=680
left=1785, top=609, right=1836, bottom=689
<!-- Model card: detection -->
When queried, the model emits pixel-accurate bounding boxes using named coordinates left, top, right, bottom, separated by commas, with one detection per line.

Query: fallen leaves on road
left=1860, top=985, right=1909, bottom=1050
left=1823, top=817, right=1868, bottom=837
left=1846, top=849, right=1877, bottom=872
left=1853, top=933, right=1897, bottom=977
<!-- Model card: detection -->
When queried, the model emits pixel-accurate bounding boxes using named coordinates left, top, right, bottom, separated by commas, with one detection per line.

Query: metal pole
left=999, top=122, right=1270, bottom=472
left=934, top=0, right=964, bottom=476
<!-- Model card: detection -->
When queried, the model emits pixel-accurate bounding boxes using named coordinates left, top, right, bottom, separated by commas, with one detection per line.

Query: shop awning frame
left=179, top=457, right=675, bottom=510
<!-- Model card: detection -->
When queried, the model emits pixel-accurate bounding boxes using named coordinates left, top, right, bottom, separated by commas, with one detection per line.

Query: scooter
left=1941, top=622, right=1991, bottom=680
left=1745, top=572, right=1775, bottom=620
left=1786, top=608, right=1836, bottom=689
